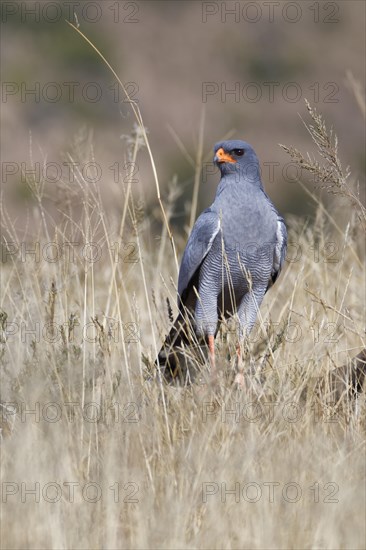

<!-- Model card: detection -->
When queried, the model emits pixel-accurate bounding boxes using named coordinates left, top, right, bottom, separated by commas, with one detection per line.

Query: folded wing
left=269, top=215, right=287, bottom=288
left=178, top=207, right=221, bottom=305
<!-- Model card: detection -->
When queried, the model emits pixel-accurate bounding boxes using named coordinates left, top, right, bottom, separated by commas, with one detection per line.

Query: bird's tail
left=155, top=311, right=200, bottom=384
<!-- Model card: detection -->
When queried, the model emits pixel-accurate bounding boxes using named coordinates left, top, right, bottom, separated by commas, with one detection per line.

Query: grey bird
left=156, top=140, right=287, bottom=383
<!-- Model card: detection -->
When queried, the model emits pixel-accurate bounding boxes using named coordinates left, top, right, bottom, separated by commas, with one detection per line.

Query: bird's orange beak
left=214, top=147, right=237, bottom=164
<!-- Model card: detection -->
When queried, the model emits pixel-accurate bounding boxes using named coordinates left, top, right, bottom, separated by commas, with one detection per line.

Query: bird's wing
left=270, top=215, right=287, bottom=286
left=178, top=208, right=220, bottom=303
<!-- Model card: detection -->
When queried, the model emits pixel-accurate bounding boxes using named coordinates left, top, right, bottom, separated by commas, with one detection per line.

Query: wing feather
left=177, top=208, right=220, bottom=303
left=270, top=215, right=287, bottom=285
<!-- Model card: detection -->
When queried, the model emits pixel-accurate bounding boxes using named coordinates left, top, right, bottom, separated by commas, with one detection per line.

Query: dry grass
left=1, top=46, right=365, bottom=549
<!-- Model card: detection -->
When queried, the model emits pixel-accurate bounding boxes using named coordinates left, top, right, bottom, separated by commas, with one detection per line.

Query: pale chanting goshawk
left=156, top=140, right=287, bottom=383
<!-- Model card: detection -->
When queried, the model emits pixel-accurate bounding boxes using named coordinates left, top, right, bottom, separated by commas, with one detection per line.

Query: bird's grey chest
left=198, top=189, right=277, bottom=296
left=220, top=188, right=275, bottom=243
left=216, top=187, right=276, bottom=252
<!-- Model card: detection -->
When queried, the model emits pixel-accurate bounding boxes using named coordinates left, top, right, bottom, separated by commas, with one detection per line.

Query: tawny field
left=1, top=102, right=365, bottom=549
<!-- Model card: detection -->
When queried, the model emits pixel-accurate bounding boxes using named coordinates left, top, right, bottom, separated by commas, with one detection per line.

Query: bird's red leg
left=207, top=334, right=221, bottom=387
left=236, top=342, right=241, bottom=359
left=194, top=335, right=217, bottom=394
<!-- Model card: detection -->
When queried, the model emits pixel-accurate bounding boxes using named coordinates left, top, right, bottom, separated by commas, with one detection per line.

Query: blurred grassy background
left=1, top=0, right=365, bottom=225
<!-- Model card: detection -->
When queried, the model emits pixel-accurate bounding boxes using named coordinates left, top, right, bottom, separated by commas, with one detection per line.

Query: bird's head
left=213, top=140, right=261, bottom=185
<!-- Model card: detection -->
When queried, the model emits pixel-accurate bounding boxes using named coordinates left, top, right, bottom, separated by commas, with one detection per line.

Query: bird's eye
left=233, top=149, right=244, bottom=156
